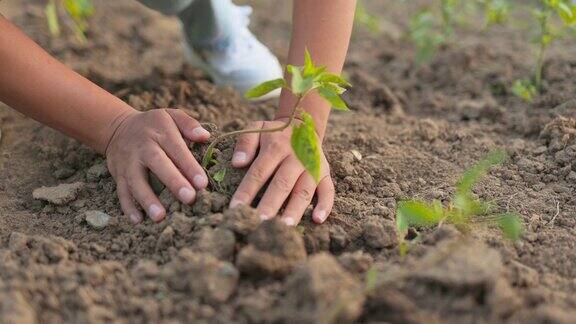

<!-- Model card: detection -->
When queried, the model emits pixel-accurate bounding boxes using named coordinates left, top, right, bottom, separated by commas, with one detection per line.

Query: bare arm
left=0, top=15, right=210, bottom=223
left=231, top=1, right=356, bottom=225
left=277, top=0, right=356, bottom=138
left=0, top=15, right=132, bottom=153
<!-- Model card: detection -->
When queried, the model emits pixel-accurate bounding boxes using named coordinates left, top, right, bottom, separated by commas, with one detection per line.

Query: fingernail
left=283, top=217, right=295, bottom=226
left=314, top=210, right=327, bottom=223
left=130, top=213, right=142, bottom=224
left=230, top=199, right=244, bottom=208
left=148, top=204, right=165, bottom=222
left=193, top=175, right=208, bottom=189
left=178, top=187, right=196, bottom=203
left=232, top=152, right=247, bottom=165
left=192, top=127, right=210, bottom=138
left=260, top=214, right=270, bottom=221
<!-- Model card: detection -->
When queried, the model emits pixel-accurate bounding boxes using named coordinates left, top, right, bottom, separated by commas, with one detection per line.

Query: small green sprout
left=213, top=168, right=226, bottom=184
left=514, top=0, right=576, bottom=101
left=396, top=150, right=523, bottom=255
left=512, top=79, right=538, bottom=101
left=202, top=49, right=350, bottom=184
left=44, top=0, right=94, bottom=42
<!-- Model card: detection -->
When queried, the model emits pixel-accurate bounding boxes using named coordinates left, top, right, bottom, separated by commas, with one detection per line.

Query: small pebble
left=85, top=210, right=110, bottom=230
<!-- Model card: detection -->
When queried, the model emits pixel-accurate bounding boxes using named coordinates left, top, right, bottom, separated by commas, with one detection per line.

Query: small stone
left=86, top=163, right=109, bottom=182
left=350, top=149, right=363, bottom=161
left=84, top=210, right=110, bottom=230
left=33, top=182, right=84, bottom=205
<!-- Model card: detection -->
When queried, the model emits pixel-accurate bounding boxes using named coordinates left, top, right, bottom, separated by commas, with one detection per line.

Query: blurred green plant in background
left=44, top=0, right=94, bottom=42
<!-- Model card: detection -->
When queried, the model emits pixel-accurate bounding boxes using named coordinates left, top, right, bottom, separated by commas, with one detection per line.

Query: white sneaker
left=182, top=5, right=283, bottom=100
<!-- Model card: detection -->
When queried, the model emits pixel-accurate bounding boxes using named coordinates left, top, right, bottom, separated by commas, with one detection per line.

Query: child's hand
left=230, top=118, right=335, bottom=226
left=105, top=109, right=210, bottom=224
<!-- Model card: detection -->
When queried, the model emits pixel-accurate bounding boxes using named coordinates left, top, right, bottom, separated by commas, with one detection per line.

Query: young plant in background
left=406, top=0, right=461, bottom=65
left=396, top=150, right=522, bottom=255
left=513, top=0, right=576, bottom=101
left=202, top=49, right=350, bottom=185
left=479, top=0, right=511, bottom=27
left=408, top=10, right=446, bottom=65
left=355, top=0, right=381, bottom=35
left=44, top=0, right=94, bottom=42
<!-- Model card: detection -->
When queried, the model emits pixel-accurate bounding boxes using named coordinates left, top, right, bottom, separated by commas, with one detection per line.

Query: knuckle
left=266, top=140, right=284, bottom=152
left=272, top=176, right=292, bottom=192
left=248, top=166, right=267, bottom=183
left=145, top=149, right=164, bottom=165
left=236, top=136, right=251, bottom=148
left=166, top=177, right=184, bottom=191
left=295, top=186, right=314, bottom=201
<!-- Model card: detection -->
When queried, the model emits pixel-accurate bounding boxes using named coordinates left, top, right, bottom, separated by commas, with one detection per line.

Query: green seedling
left=408, top=10, right=446, bottom=65
left=478, top=0, right=511, bottom=27
left=396, top=150, right=522, bottom=256
left=44, top=0, right=94, bottom=42
left=355, top=0, right=381, bottom=34
left=406, top=0, right=461, bottom=65
left=514, top=0, right=576, bottom=101
left=202, top=49, right=350, bottom=185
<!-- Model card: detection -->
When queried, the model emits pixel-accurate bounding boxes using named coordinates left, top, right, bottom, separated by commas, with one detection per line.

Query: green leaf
left=64, top=0, right=94, bottom=20
left=318, top=85, right=349, bottom=111
left=498, top=213, right=523, bottom=241
left=512, top=79, right=537, bottom=101
left=213, top=168, right=226, bottom=183
left=355, top=0, right=381, bottom=34
left=45, top=1, right=60, bottom=37
left=303, top=48, right=315, bottom=77
left=244, top=78, right=285, bottom=99
left=396, top=200, right=444, bottom=231
left=291, top=112, right=322, bottom=183
left=202, top=146, right=214, bottom=168
left=316, top=73, right=352, bottom=87
left=290, top=66, right=315, bottom=95
left=457, top=150, right=507, bottom=195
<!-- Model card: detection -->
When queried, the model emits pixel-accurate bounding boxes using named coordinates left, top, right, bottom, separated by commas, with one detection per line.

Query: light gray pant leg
left=138, top=0, right=239, bottom=46
left=138, top=0, right=194, bottom=16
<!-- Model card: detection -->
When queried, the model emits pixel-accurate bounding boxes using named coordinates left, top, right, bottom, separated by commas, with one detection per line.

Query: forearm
left=0, top=16, right=135, bottom=153
left=277, top=0, right=356, bottom=139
